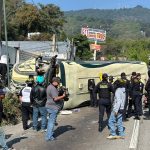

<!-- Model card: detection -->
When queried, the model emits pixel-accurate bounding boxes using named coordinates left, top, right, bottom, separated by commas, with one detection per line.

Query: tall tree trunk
left=0, top=0, right=3, bottom=56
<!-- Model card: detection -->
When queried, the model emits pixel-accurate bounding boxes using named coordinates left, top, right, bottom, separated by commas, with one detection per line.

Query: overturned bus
left=11, top=57, right=148, bottom=109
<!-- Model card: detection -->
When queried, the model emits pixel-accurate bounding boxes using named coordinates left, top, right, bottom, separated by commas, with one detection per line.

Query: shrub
left=2, top=93, right=21, bottom=125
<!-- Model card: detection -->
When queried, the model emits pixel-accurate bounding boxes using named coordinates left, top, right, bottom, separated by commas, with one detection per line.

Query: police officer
left=145, top=70, right=150, bottom=116
left=109, top=76, right=114, bottom=84
left=130, top=73, right=144, bottom=120
left=88, top=79, right=97, bottom=107
left=94, top=73, right=113, bottom=132
left=128, top=72, right=137, bottom=117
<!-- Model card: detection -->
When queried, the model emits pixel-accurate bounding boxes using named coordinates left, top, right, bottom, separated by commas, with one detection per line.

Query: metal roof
left=2, top=41, right=68, bottom=54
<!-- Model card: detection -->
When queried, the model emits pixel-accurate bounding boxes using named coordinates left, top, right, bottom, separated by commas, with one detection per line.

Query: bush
left=2, top=93, right=21, bottom=125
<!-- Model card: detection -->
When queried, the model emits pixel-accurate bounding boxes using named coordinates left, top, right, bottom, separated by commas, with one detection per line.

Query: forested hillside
left=1, top=1, right=150, bottom=63
left=64, top=5, right=150, bottom=39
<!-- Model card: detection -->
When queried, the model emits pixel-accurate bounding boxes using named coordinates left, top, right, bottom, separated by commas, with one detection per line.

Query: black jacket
left=114, top=78, right=130, bottom=92
left=93, top=80, right=114, bottom=101
left=145, top=78, right=150, bottom=93
left=30, top=83, right=47, bottom=107
left=130, top=78, right=144, bottom=96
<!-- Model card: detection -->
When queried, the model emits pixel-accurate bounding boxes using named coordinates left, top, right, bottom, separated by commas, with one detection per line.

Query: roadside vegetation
left=2, top=93, right=21, bottom=125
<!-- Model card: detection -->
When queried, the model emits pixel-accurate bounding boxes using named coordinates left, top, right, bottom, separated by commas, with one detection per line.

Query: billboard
left=81, top=27, right=106, bottom=43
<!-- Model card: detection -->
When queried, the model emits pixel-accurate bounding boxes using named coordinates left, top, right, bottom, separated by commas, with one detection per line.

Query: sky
left=26, top=0, right=150, bottom=11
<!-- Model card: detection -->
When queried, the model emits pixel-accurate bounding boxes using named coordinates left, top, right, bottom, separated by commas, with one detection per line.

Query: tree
left=11, top=3, right=66, bottom=39
left=1, top=0, right=25, bottom=40
left=73, top=34, right=93, bottom=60
left=14, top=4, right=40, bottom=36
left=38, top=4, right=66, bottom=34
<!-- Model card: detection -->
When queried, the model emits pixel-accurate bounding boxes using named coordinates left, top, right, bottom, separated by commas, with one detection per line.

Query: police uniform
left=94, top=73, right=113, bottom=132
left=145, top=70, right=150, bottom=115
left=128, top=72, right=137, bottom=116
left=130, top=74, right=144, bottom=120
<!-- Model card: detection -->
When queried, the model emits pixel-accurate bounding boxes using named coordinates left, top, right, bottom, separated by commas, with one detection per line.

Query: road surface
left=3, top=107, right=139, bottom=150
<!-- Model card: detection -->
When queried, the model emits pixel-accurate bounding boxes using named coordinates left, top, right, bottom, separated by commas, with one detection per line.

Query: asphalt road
left=5, top=107, right=134, bottom=150
left=137, top=109, right=150, bottom=150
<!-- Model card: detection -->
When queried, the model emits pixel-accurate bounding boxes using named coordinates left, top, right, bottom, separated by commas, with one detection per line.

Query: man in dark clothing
left=93, top=73, right=114, bottom=132
left=130, top=73, right=144, bottom=120
left=88, top=79, right=97, bottom=107
left=145, top=70, right=150, bottom=116
left=19, top=80, right=33, bottom=130
left=30, top=75, right=47, bottom=131
left=128, top=72, right=137, bottom=117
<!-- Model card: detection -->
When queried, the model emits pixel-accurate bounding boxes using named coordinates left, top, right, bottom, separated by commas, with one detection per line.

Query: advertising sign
left=90, top=44, right=101, bottom=51
left=81, top=27, right=106, bottom=43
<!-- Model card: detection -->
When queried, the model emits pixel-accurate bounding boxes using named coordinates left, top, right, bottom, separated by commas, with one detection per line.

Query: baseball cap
left=52, top=77, right=61, bottom=84
left=132, top=72, right=136, bottom=76
left=102, top=73, right=108, bottom=79
left=121, top=72, right=126, bottom=77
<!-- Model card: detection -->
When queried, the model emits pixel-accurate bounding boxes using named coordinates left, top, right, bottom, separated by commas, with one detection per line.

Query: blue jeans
left=108, top=111, right=125, bottom=136
left=0, top=128, right=8, bottom=150
left=45, top=108, right=58, bottom=141
left=33, top=106, right=47, bottom=130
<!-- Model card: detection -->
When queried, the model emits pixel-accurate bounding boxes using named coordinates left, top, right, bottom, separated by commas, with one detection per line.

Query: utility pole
left=0, top=0, right=3, bottom=56
left=3, top=0, right=10, bottom=87
left=52, top=34, right=56, bottom=54
left=93, top=41, right=97, bottom=61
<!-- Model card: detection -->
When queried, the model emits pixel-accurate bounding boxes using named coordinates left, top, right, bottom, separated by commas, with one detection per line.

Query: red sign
left=90, top=44, right=101, bottom=51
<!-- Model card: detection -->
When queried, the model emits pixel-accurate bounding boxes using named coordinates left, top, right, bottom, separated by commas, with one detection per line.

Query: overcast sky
left=26, top=0, right=150, bottom=11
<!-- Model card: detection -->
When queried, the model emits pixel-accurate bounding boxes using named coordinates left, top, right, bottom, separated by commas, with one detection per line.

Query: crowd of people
left=0, top=75, right=66, bottom=149
left=0, top=68, right=150, bottom=148
left=88, top=71, right=150, bottom=139
left=19, top=75, right=66, bottom=142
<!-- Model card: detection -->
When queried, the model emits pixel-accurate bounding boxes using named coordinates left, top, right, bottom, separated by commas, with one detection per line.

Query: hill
left=63, top=5, right=150, bottom=39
